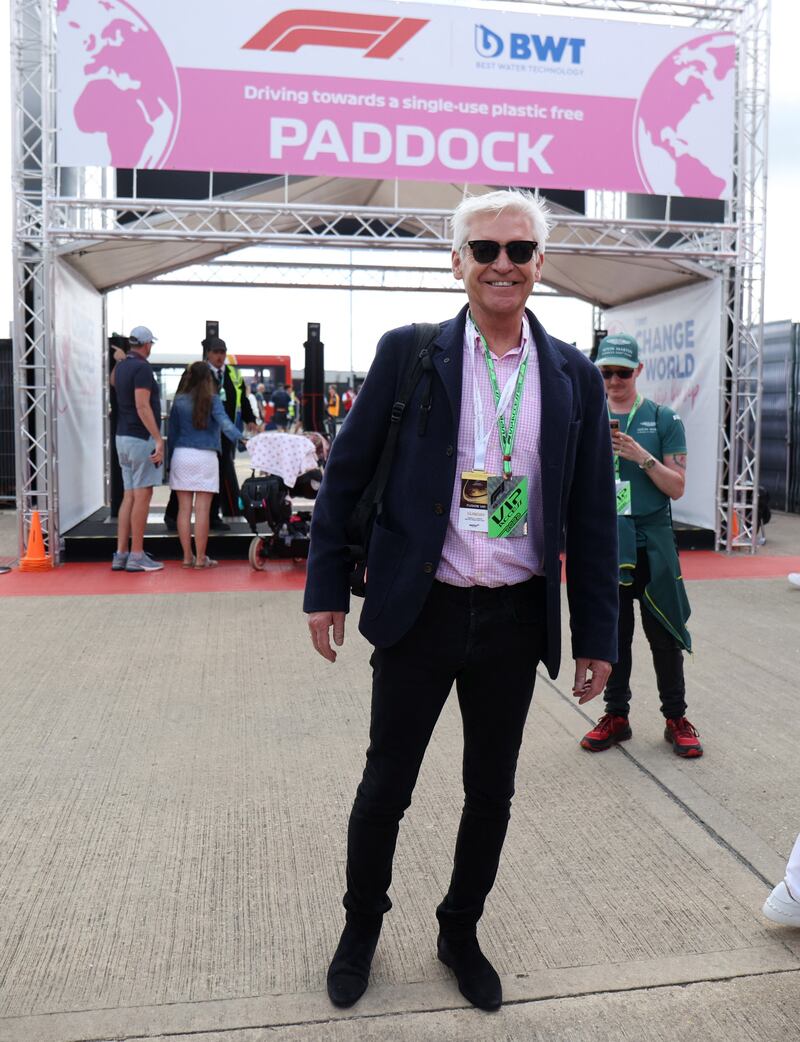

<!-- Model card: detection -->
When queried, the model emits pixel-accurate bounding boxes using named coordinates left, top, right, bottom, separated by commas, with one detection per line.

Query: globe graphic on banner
left=633, top=33, right=735, bottom=199
left=57, top=0, right=179, bottom=169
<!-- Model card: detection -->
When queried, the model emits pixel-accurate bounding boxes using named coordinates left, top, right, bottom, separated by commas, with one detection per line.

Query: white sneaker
left=763, top=880, right=800, bottom=926
left=788, top=573, right=800, bottom=589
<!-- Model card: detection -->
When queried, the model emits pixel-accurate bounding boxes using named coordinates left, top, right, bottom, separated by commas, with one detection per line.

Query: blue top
left=167, top=392, right=242, bottom=452
left=115, top=353, right=161, bottom=440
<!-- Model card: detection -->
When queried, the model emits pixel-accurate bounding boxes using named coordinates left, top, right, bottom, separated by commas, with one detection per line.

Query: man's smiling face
left=451, top=209, right=544, bottom=328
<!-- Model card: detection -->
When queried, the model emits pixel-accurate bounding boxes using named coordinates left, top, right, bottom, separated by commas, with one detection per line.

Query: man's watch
left=639, top=455, right=656, bottom=471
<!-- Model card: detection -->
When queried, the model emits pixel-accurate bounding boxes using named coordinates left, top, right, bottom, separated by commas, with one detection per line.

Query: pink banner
left=56, top=1, right=736, bottom=198
left=167, top=71, right=646, bottom=191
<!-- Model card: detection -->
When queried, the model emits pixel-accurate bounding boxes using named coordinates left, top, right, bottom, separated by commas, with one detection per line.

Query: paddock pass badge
left=488, top=477, right=528, bottom=538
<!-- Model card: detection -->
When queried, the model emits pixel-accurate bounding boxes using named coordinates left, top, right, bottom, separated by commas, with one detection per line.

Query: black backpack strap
left=344, top=322, right=440, bottom=565
left=371, top=322, right=439, bottom=507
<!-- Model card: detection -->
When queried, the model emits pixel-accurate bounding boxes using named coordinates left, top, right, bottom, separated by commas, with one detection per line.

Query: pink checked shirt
left=436, top=314, right=544, bottom=587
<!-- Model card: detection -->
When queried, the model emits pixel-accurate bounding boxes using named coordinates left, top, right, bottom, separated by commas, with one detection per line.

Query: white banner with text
left=605, top=278, right=723, bottom=530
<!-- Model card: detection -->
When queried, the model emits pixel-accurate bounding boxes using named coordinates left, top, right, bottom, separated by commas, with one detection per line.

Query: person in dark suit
left=203, top=337, right=258, bottom=526
left=304, top=190, right=618, bottom=1013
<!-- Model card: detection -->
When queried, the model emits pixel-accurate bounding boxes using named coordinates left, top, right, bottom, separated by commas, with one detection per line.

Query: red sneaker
left=580, top=714, right=632, bottom=751
left=664, top=717, right=703, bottom=758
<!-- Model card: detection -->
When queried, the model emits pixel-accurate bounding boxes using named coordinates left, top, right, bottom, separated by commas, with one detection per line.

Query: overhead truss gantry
left=12, top=0, right=770, bottom=562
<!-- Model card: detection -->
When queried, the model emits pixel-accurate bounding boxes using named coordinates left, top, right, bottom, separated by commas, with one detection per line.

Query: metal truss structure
left=11, top=0, right=58, bottom=562
left=149, top=258, right=477, bottom=294
left=147, top=258, right=571, bottom=295
left=49, top=198, right=736, bottom=263
left=12, top=0, right=770, bottom=561
left=717, top=0, right=771, bottom=550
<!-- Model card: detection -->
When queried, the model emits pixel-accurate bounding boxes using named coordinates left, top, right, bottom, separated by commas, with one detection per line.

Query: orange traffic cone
left=19, top=511, right=53, bottom=572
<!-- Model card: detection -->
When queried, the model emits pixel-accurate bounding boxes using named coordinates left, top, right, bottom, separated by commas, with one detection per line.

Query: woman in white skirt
left=167, top=362, right=244, bottom=568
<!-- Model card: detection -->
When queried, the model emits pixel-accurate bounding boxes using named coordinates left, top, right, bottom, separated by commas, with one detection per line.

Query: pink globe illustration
left=57, top=0, right=180, bottom=169
left=633, top=33, right=735, bottom=199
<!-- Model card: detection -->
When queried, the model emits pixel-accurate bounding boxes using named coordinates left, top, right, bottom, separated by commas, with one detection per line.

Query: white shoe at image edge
left=763, top=880, right=800, bottom=926
left=788, top=573, right=800, bottom=588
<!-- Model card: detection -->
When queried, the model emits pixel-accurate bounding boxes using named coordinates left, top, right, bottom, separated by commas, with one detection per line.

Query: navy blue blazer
left=303, top=304, right=618, bottom=679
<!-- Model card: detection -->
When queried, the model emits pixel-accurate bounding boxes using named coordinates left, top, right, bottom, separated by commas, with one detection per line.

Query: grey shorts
left=116, top=435, right=162, bottom=490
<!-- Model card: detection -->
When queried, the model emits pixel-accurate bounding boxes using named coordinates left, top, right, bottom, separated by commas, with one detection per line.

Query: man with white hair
left=304, top=190, right=618, bottom=1012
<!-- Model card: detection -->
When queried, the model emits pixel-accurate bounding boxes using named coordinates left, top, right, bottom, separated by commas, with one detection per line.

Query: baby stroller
left=241, top=432, right=322, bottom=570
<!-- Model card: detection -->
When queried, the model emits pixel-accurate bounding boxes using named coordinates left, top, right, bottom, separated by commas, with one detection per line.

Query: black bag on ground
left=344, top=323, right=440, bottom=597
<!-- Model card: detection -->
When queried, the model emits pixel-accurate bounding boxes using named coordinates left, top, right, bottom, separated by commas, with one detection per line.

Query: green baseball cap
left=596, top=333, right=640, bottom=368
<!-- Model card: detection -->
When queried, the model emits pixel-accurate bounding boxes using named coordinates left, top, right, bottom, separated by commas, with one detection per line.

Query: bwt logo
left=244, top=9, right=429, bottom=59
left=474, top=24, right=586, bottom=64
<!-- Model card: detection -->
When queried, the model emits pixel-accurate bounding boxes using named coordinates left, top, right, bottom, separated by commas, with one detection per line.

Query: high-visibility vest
left=226, top=358, right=245, bottom=412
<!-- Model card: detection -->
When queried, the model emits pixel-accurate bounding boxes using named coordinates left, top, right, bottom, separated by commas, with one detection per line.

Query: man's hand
left=308, top=611, right=346, bottom=662
left=150, top=438, right=164, bottom=466
left=246, top=422, right=259, bottom=433
left=572, top=658, right=612, bottom=704
left=611, top=430, right=648, bottom=465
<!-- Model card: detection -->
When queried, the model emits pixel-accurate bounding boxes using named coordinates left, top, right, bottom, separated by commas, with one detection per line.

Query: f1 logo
left=243, top=8, right=429, bottom=59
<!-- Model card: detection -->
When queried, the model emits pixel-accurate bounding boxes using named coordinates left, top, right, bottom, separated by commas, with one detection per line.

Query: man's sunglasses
left=599, top=367, right=635, bottom=380
left=467, top=240, right=538, bottom=265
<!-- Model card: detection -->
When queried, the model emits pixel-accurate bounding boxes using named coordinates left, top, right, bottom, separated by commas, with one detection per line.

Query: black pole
left=590, top=328, right=608, bottom=362
left=302, top=322, right=325, bottom=433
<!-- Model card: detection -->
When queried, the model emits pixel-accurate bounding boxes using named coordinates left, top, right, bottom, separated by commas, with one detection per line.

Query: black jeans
left=605, top=548, right=686, bottom=720
left=343, top=576, right=547, bottom=937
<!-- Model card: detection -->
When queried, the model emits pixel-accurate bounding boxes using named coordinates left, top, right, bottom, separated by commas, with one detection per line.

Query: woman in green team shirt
left=580, top=333, right=702, bottom=758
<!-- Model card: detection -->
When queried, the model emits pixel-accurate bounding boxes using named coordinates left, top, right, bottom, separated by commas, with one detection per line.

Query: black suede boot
left=326, top=920, right=382, bottom=1007
left=437, top=932, right=502, bottom=1011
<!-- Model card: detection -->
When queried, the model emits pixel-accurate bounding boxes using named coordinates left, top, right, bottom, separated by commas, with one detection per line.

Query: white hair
left=450, top=189, right=552, bottom=255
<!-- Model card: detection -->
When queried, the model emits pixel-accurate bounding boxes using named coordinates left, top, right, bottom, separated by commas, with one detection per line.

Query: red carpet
left=679, top=551, right=800, bottom=581
left=0, top=560, right=307, bottom=597
left=1, top=553, right=799, bottom=598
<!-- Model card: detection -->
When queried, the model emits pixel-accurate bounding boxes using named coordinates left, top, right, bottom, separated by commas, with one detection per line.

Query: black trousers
left=343, top=576, right=547, bottom=936
left=216, top=436, right=241, bottom=518
left=604, top=548, right=686, bottom=720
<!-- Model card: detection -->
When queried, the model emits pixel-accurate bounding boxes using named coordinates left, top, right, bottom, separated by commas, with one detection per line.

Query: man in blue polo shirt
left=580, top=333, right=702, bottom=758
left=111, top=325, right=164, bottom=572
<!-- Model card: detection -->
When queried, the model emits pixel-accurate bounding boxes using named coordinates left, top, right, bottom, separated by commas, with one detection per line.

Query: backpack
left=240, top=474, right=291, bottom=531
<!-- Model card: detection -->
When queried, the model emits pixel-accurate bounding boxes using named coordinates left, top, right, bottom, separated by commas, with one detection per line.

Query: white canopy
left=58, top=176, right=718, bottom=308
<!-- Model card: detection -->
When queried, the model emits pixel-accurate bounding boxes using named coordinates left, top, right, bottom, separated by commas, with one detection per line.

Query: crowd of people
left=110, top=330, right=341, bottom=571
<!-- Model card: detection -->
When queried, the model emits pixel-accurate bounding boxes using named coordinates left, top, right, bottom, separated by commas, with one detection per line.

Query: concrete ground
left=0, top=513, right=799, bottom=1041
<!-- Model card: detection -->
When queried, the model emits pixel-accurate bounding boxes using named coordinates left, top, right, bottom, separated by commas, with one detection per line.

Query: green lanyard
left=472, top=315, right=528, bottom=480
left=609, top=393, right=642, bottom=479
